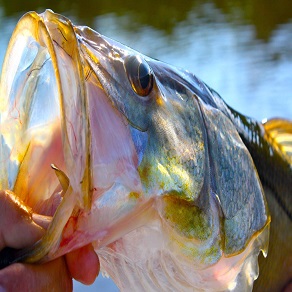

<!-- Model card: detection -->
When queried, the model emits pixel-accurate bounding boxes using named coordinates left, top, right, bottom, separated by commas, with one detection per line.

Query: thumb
left=0, top=190, right=45, bottom=250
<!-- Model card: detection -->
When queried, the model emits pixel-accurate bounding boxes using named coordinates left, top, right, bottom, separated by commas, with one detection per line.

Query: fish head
left=76, top=24, right=270, bottom=290
left=0, top=10, right=270, bottom=291
left=76, top=25, right=206, bottom=195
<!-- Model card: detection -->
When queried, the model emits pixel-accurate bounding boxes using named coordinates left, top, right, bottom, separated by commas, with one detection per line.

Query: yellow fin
left=263, top=118, right=292, bottom=163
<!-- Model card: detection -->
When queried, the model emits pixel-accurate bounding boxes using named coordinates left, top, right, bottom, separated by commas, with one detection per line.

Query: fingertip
left=66, top=244, right=100, bottom=285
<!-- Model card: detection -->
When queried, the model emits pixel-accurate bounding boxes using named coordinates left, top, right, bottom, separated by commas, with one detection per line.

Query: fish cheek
left=156, top=193, right=222, bottom=267
left=129, top=126, right=148, bottom=166
left=138, top=98, right=207, bottom=199
left=136, top=102, right=223, bottom=265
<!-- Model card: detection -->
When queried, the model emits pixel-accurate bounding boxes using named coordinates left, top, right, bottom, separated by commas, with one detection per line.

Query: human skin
left=0, top=190, right=100, bottom=291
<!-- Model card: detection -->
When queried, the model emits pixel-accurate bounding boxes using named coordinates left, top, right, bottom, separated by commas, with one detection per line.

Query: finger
left=0, top=258, right=72, bottom=291
left=65, top=244, right=100, bottom=285
left=0, top=190, right=44, bottom=250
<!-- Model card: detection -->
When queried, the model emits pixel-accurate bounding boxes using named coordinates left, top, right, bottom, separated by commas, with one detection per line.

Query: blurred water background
left=0, top=0, right=291, bottom=291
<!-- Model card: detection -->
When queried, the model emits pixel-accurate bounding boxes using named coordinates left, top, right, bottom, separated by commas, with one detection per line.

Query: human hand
left=0, top=190, right=100, bottom=291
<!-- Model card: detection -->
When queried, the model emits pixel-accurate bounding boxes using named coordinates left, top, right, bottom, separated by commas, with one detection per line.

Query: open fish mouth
left=0, top=9, right=143, bottom=257
left=0, top=10, right=271, bottom=291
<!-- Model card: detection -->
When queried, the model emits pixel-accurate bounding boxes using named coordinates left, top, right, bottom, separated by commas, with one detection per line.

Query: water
left=0, top=1, right=291, bottom=291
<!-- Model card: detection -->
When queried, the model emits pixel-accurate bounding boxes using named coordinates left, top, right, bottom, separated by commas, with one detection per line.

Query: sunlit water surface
left=0, top=1, right=291, bottom=291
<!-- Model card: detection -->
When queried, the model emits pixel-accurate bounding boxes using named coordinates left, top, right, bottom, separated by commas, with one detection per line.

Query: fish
left=0, top=9, right=291, bottom=291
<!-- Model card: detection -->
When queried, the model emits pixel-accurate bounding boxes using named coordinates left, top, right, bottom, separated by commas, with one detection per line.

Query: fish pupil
left=138, top=63, right=150, bottom=89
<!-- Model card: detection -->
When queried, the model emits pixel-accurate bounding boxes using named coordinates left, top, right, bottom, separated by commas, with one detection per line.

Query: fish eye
left=124, top=55, right=153, bottom=98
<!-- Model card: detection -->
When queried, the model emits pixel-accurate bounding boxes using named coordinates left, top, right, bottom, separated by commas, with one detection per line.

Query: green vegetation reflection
left=0, top=0, right=291, bottom=41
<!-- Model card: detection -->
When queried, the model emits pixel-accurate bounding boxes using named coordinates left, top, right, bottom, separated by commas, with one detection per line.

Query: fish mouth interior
left=85, top=71, right=141, bottom=199
left=0, top=24, right=140, bottom=215
left=0, top=31, right=67, bottom=211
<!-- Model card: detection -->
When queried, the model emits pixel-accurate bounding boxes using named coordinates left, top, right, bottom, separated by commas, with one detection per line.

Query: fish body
left=0, top=10, right=291, bottom=291
left=235, top=116, right=292, bottom=291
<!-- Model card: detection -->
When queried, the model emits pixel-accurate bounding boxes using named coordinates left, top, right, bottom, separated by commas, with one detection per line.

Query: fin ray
left=263, top=118, right=292, bottom=163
